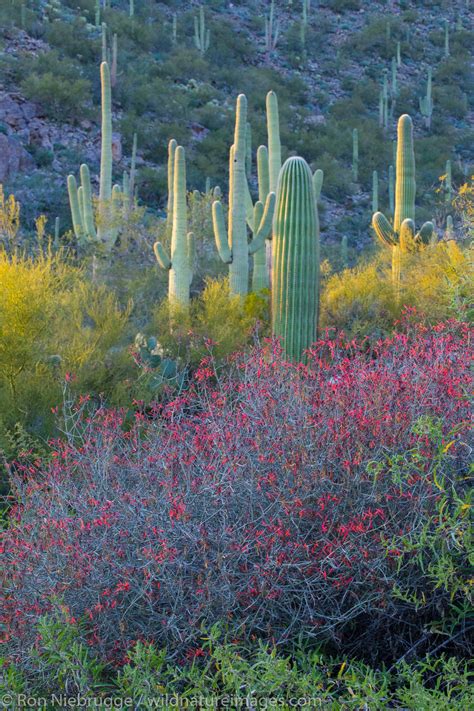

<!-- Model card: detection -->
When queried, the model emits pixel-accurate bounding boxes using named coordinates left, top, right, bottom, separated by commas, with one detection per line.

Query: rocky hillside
left=0, top=0, right=472, bottom=256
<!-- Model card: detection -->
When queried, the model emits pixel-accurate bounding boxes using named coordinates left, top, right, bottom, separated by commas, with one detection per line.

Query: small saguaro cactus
left=111, top=33, right=118, bottom=87
left=95, top=0, right=100, bottom=27
left=129, top=0, right=134, bottom=19
left=391, top=56, right=398, bottom=97
left=396, top=40, right=401, bottom=67
left=419, top=66, right=433, bottom=129
left=212, top=94, right=275, bottom=296
left=272, top=156, right=320, bottom=362
left=372, top=115, right=435, bottom=259
left=194, top=6, right=210, bottom=55
left=154, top=146, right=194, bottom=308
left=352, top=128, right=358, bottom=182
left=265, top=0, right=280, bottom=54
left=172, top=13, right=177, bottom=44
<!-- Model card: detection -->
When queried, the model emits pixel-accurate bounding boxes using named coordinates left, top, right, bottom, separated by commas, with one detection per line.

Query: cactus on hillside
left=154, top=146, right=194, bottom=308
left=129, top=0, right=134, bottom=19
left=194, top=6, right=210, bottom=55
left=97, top=61, right=114, bottom=248
left=95, top=0, right=100, bottom=27
left=272, top=156, right=320, bottom=362
left=251, top=144, right=271, bottom=291
left=372, top=115, right=435, bottom=262
left=419, top=66, right=433, bottom=129
left=352, top=128, right=358, bottom=182
left=396, top=40, right=401, bottom=67
left=111, top=33, right=118, bottom=87
left=265, top=0, right=280, bottom=54
left=212, top=94, right=275, bottom=296
left=445, top=159, right=452, bottom=204
left=444, top=20, right=450, bottom=58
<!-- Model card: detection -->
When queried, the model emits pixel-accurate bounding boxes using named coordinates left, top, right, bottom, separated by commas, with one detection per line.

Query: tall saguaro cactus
left=212, top=94, right=275, bottom=296
left=272, top=156, right=320, bottom=362
left=352, top=128, right=358, bottom=182
left=154, top=146, right=194, bottom=308
left=97, top=61, right=113, bottom=247
left=419, top=67, right=433, bottom=129
left=372, top=115, right=435, bottom=260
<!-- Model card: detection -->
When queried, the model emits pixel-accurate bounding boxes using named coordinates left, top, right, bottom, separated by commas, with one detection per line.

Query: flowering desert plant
left=1, top=317, right=472, bottom=670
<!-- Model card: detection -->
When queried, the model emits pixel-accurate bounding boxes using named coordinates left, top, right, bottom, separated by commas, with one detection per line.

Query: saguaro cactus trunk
left=272, top=156, right=320, bottom=362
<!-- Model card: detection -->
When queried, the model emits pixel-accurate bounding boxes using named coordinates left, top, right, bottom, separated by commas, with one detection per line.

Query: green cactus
left=272, top=156, right=320, bottom=362
left=95, top=0, right=100, bottom=27
left=352, top=128, right=358, bottom=182
left=372, top=115, right=435, bottom=261
left=445, top=215, right=454, bottom=240
left=111, top=33, right=118, bottom=87
left=194, top=7, right=210, bottom=55
left=96, top=61, right=114, bottom=248
left=101, top=22, right=107, bottom=63
left=166, top=138, right=177, bottom=236
left=419, top=66, right=433, bottom=129
left=251, top=144, right=271, bottom=291
left=388, top=164, right=395, bottom=216
left=67, top=175, right=86, bottom=245
left=265, top=0, right=280, bottom=54
left=212, top=94, right=275, bottom=296
left=396, top=40, right=401, bottom=67
left=129, top=0, right=134, bottom=19
left=154, top=146, right=194, bottom=308
left=372, top=170, right=379, bottom=214
left=172, top=13, right=177, bottom=44
left=54, top=216, right=60, bottom=246
left=444, top=20, right=450, bottom=58
left=391, top=56, right=398, bottom=97
left=313, top=168, right=323, bottom=202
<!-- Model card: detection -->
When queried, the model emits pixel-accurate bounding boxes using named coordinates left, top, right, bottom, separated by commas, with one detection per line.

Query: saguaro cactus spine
left=212, top=94, right=275, bottom=296
left=272, top=156, right=320, bottom=362
left=154, top=146, right=194, bottom=307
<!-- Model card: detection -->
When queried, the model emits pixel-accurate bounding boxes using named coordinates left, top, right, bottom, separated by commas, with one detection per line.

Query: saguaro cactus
left=352, top=128, right=359, bottom=182
left=372, top=170, right=379, bottom=214
left=265, top=0, right=280, bottom=54
left=212, top=94, right=275, bottom=296
left=194, top=6, right=210, bottom=55
left=97, top=61, right=113, bottom=247
left=154, top=146, right=194, bottom=308
left=272, top=156, right=320, bottom=362
left=419, top=66, right=433, bottom=129
left=251, top=144, right=271, bottom=291
left=372, top=115, right=435, bottom=259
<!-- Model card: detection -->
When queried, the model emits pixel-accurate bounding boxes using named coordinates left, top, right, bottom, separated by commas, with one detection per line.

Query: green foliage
left=152, top=278, right=270, bottom=367
left=27, top=73, right=84, bottom=121
left=0, top=251, right=132, bottom=453
left=320, top=244, right=472, bottom=338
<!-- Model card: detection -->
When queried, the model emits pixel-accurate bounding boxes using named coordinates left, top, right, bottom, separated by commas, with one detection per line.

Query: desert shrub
left=321, top=243, right=472, bottom=338
left=2, top=622, right=472, bottom=708
left=0, top=251, right=132, bottom=449
left=2, top=319, right=471, bottom=670
left=152, top=278, right=269, bottom=366
left=21, top=72, right=91, bottom=122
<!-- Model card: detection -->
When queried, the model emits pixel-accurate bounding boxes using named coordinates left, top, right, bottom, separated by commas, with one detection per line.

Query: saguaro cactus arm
left=248, top=192, right=276, bottom=254
left=372, top=211, right=396, bottom=248
left=154, top=242, right=171, bottom=270
left=212, top=200, right=232, bottom=263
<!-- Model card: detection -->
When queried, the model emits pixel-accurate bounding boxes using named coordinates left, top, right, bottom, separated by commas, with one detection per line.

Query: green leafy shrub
left=21, top=73, right=91, bottom=122
left=320, top=243, right=471, bottom=338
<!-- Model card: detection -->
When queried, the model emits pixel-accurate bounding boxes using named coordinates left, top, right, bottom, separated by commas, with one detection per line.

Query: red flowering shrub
left=1, top=317, right=472, bottom=667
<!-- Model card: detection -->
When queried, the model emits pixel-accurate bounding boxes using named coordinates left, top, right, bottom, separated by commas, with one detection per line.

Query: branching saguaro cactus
left=194, top=6, right=210, bottom=55
left=247, top=144, right=271, bottom=291
left=212, top=94, right=275, bottom=296
left=154, top=146, right=194, bottom=308
left=272, top=156, right=320, bottom=362
left=97, top=61, right=113, bottom=248
left=265, top=0, right=280, bottom=54
left=372, top=115, right=435, bottom=266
